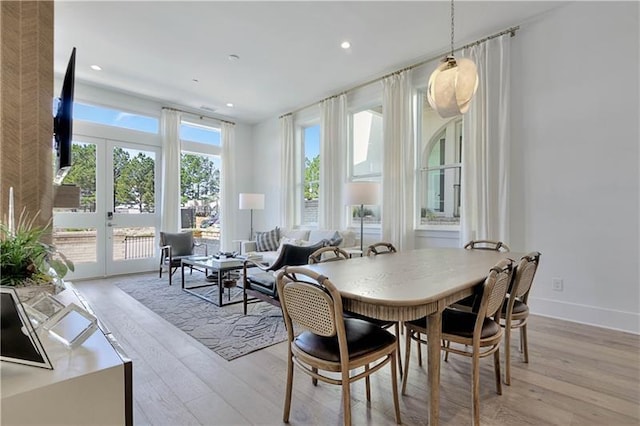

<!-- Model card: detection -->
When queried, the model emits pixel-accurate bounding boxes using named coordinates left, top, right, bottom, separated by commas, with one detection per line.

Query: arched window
left=419, top=117, right=462, bottom=225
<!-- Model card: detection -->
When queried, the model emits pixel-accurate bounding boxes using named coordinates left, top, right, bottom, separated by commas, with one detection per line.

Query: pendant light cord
left=450, top=0, right=455, bottom=57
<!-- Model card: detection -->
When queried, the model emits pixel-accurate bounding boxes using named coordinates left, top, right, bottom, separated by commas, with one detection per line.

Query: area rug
left=114, top=272, right=287, bottom=361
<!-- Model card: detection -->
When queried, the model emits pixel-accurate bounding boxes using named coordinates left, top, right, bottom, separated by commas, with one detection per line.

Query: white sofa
left=241, top=228, right=358, bottom=265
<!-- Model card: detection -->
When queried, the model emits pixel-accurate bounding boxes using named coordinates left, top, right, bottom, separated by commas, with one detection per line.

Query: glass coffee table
left=180, top=255, right=244, bottom=306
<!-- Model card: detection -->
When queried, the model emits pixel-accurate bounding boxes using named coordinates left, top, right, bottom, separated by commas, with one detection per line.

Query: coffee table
left=181, top=256, right=244, bottom=306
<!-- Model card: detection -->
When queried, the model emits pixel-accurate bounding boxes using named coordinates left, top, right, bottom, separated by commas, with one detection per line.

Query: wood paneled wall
left=0, top=1, right=54, bottom=231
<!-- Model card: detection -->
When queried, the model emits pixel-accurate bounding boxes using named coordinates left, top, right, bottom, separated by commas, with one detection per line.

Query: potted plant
left=0, top=208, right=74, bottom=299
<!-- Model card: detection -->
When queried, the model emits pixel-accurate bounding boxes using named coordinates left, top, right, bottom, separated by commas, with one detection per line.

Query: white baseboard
left=530, top=297, right=640, bottom=335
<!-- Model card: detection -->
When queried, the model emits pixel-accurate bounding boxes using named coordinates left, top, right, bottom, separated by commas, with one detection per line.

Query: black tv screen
left=53, top=47, right=76, bottom=185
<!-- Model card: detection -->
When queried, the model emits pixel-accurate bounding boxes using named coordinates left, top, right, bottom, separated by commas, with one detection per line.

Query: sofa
left=241, top=227, right=358, bottom=266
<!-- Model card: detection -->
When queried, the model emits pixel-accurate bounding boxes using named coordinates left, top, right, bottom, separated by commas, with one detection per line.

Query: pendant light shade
left=427, top=0, right=478, bottom=118
left=427, top=56, right=478, bottom=118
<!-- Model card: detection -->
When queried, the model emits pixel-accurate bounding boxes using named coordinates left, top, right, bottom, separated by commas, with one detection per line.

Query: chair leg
left=365, top=364, right=371, bottom=402
left=504, top=322, right=512, bottom=385
left=471, top=351, right=481, bottom=426
left=243, top=291, right=248, bottom=315
left=493, top=347, right=502, bottom=395
left=283, top=351, right=294, bottom=423
left=394, top=322, right=403, bottom=378
left=444, top=340, right=450, bottom=362
left=390, top=350, right=402, bottom=424
left=522, top=324, right=529, bottom=363
left=417, top=332, right=423, bottom=367
left=312, top=367, right=318, bottom=386
left=341, top=370, right=352, bottom=426
left=402, top=328, right=413, bottom=395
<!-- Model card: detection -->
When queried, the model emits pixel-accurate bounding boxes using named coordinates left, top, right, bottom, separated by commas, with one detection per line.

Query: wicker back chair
left=276, top=266, right=401, bottom=426
left=365, top=242, right=397, bottom=256
left=501, top=251, right=541, bottom=385
left=464, top=239, right=511, bottom=252
left=402, top=259, right=514, bottom=426
left=308, top=246, right=350, bottom=264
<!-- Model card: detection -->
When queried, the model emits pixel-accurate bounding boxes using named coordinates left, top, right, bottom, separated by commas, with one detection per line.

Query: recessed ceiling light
left=341, top=41, right=351, bottom=49
left=90, top=64, right=102, bottom=71
left=226, top=103, right=234, bottom=108
left=228, top=54, right=240, bottom=61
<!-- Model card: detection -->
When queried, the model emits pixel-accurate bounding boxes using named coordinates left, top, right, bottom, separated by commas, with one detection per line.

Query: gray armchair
left=159, top=231, right=207, bottom=286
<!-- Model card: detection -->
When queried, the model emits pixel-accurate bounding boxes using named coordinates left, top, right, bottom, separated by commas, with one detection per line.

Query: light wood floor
left=74, top=275, right=640, bottom=425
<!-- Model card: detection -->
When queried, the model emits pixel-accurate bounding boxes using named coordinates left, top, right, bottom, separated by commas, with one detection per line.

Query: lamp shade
left=239, top=193, right=265, bottom=210
left=427, top=56, right=478, bottom=118
left=344, top=182, right=380, bottom=206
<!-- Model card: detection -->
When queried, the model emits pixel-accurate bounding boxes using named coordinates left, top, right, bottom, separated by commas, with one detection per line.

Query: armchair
left=242, top=241, right=326, bottom=314
left=159, top=231, right=207, bottom=286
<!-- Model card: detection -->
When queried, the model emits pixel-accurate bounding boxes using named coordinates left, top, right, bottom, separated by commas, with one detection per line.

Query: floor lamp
left=239, top=193, right=265, bottom=240
left=344, top=182, right=380, bottom=253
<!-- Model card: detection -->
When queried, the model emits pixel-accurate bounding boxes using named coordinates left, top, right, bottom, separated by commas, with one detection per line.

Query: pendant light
left=427, top=0, right=478, bottom=118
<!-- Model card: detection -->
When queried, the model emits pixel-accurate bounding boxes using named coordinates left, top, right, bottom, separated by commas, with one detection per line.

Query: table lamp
left=239, top=193, right=265, bottom=240
left=344, top=182, right=380, bottom=252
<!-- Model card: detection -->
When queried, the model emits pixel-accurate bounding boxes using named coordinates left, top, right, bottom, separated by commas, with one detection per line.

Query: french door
left=53, top=136, right=161, bottom=279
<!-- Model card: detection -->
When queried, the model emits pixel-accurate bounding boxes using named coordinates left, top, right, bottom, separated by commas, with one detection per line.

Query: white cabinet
left=1, top=286, right=132, bottom=425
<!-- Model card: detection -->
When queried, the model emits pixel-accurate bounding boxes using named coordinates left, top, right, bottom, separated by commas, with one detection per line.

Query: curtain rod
left=282, top=25, right=519, bottom=118
left=162, top=106, right=235, bottom=125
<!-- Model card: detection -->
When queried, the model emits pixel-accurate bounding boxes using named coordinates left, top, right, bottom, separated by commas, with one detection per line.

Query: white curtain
left=460, top=34, right=511, bottom=245
left=319, top=94, right=347, bottom=229
left=160, top=108, right=182, bottom=232
left=382, top=70, right=415, bottom=250
left=280, top=114, right=296, bottom=229
left=220, top=121, right=236, bottom=252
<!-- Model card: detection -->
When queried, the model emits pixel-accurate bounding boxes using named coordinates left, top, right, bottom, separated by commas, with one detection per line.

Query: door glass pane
left=54, top=141, right=97, bottom=213
left=112, top=226, right=156, bottom=261
left=113, top=147, right=156, bottom=214
left=52, top=227, right=97, bottom=264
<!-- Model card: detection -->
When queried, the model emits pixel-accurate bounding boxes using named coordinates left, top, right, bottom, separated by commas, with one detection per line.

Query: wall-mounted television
left=53, top=47, right=76, bottom=185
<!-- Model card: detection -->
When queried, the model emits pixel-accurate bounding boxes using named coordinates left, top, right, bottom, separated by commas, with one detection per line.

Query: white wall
left=248, top=1, right=640, bottom=333
left=510, top=1, right=639, bottom=333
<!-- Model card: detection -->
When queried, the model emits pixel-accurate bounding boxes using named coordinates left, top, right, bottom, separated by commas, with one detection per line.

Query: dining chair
left=362, top=242, right=404, bottom=377
left=500, top=251, right=541, bottom=385
left=365, top=241, right=397, bottom=256
left=159, top=231, right=207, bottom=286
left=464, top=239, right=511, bottom=252
left=402, top=259, right=514, bottom=426
left=452, top=239, right=512, bottom=313
left=276, top=266, right=401, bottom=426
left=308, top=246, right=350, bottom=264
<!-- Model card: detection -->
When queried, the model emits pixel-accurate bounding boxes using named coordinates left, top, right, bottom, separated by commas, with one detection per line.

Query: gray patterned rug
left=114, top=272, right=287, bottom=361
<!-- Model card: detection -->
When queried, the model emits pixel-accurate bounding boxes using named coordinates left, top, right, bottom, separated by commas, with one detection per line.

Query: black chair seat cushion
left=502, top=296, right=529, bottom=315
left=246, top=271, right=277, bottom=297
left=406, top=310, right=500, bottom=339
left=294, top=318, right=396, bottom=362
left=442, top=309, right=501, bottom=339
left=344, top=311, right=395, bottom=329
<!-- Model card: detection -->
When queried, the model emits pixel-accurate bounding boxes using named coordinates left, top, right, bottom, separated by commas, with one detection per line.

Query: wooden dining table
left=304, top=247, right=519, bottom=425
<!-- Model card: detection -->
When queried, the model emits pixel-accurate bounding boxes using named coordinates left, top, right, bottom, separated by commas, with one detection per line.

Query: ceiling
left=54, top=1, right=565, bottom=124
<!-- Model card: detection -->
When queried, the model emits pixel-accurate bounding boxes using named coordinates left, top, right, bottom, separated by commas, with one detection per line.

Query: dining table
left=304, top=247, right=520, bottom=425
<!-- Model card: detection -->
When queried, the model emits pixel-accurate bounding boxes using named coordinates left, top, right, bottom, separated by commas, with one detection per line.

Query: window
left=180, top=153, right=221, bottom=231
left=418, top=94, right=462, bottom=226
left=180, top=121, right=221, bottom=145
left=73, top=102, right=159, bottom=133
left=348, top=107, right=382, bottom=226
left=302, top=124, right=320, bottom=225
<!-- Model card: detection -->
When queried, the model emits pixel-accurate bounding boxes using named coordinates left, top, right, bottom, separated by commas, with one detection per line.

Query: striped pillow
left=255, top=227, right=280, bottom=252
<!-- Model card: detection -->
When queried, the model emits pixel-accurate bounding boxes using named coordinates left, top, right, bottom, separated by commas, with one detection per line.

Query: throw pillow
left=255, top=227, right=280, bottom=252
left=328, top=231, right=343, bottom=247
